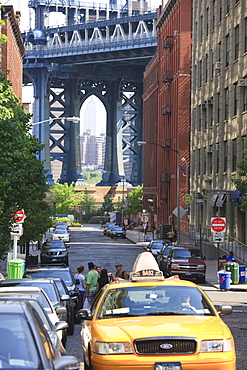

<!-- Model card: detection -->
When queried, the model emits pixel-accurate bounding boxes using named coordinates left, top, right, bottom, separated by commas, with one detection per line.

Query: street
left=65, top=225, right=247, bottom=369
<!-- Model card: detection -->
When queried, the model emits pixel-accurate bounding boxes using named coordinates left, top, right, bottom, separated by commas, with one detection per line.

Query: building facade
left=0, top=6, right=25, bottom=99
left=190, top=0, right=247, bottom=243
left=143, top=0, right=192, bottom=235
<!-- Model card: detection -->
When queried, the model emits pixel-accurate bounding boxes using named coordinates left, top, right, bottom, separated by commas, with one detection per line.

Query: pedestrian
left=115, top=263, right=129, bottom=280
left=167, top=229, right=174, bottom=243
left=226, top=251, right=236, bottom=262
left=74, top=265, right=85, bottom=309
left=144, top=222, right=148, bottom=235
left=97, top=268, right=110, bottom=290
left=95, top=266, right=101, bottom=275
left=84, top=262, right=99, bottom=306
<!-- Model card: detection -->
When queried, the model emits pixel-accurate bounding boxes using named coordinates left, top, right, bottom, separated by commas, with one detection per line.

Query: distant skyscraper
left=80, top=129, right=106, bottom=168
left=84, top=97, right=97, bottom=135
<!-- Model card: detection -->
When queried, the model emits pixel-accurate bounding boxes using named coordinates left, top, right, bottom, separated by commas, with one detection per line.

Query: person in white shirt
left=74, top=265, right=85, bottom=308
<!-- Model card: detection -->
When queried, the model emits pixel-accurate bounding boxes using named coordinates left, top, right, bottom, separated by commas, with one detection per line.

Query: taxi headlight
left=94, top=341, right=133, bottom=354
left=200, top=338, right=234, bottom=352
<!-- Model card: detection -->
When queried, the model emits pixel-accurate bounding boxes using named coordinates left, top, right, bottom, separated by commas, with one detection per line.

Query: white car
left=52, top=228, right=70, bottom=242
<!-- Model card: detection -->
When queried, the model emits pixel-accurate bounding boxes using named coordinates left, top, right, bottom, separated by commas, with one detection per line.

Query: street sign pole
left=211, top=218, right=226, bottom=271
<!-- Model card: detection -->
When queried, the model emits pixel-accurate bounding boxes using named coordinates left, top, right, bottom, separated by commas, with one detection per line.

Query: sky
left=6, top=0, right=163, bottom=135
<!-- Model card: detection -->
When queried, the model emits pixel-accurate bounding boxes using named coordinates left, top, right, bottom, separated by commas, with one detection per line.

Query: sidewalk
left=126, top=229, right=247, bottom=291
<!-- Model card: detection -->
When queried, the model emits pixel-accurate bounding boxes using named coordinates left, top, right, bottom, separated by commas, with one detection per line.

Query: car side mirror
left=66, top=245, right=70, bottom=248
left=60, top=294, right=71, bottom=301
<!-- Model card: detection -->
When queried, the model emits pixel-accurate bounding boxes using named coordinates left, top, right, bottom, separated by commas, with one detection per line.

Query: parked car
left=156, top=244, right=173, bottom=275
left=77, top=251, right=235, bottom=370
left=52, top=277, right=75, bottom=335
left=0, top=278, right=69, bottom=347
left=25, top=265, right=79, bottom=322
left=52, top=228, right=70, bottom=242
left=109, top=226, right=126, bottom=239
left=166, top=245, right=206, bottom=283
left=41, top=240, right=70, bottom=265
left=145, top=239, right=167, bottom=258
left=0, top=292, right=67, bottom=354
left=0, top=299, right=80, bottom=369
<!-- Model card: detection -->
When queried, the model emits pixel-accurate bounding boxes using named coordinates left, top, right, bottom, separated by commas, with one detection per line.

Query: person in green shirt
left=84, top=262, right=99, bottom=306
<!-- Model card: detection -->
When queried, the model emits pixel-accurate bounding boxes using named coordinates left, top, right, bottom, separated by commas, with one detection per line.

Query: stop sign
left=13, top=209, right=25, bottom=223
left=211, top=217, right=226, bottom=233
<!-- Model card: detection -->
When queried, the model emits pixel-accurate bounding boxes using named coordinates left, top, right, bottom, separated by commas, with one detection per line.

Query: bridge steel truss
left=23, top=0, right=157, bottom=185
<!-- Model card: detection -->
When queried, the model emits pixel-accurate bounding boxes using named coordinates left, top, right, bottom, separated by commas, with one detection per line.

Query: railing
left=180, top=221, right=247, bottom=264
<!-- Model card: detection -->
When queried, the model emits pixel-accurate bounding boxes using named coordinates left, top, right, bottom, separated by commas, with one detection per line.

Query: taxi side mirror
left=77, top=309, right=93, bottom=321
left=215, top=305, right=232, bottom=316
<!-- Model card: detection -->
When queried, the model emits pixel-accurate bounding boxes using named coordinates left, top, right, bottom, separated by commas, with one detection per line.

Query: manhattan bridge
left=22, top=0, right=157, bottom=186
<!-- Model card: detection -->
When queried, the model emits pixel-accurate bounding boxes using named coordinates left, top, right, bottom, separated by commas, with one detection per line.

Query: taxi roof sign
left=130, top=252, right=164, bottom=282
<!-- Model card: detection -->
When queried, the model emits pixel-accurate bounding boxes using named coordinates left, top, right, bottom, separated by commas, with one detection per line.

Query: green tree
left=0, top=72, right=50, bottom=258
left=79, top=188, right=96, bottom=215
left=231, top=137, right=247, bottom=212
left=48, top=182, right=78, bottom=215
left=102, top=196, right=115, bottom=214
left=125, top=185, right=143, bottom=215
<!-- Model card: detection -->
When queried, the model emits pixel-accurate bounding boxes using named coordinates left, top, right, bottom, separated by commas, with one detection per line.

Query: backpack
left=121, top=271, right=129, bottom=279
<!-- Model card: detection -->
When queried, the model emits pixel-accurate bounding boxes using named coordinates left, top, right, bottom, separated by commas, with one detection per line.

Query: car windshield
left=97, top=286, right=214, bottom=319
left=54, top=229, right=67, bottom=234
left=10, top=282, right=59, bottom=304
left=0, top=312, right=40, bottom=368
left=27, top=270, right=74, bottom=286
left=43, top=241, right=65, bottom=250
left=112, top=227, right=123, bottom=231
left=173, top=249, right=203, bottom=259
left=151, top=244, right=163, bottom=250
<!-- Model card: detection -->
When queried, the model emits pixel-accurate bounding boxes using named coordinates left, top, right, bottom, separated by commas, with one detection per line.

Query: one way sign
left=212, top=231, right=225, bottom=243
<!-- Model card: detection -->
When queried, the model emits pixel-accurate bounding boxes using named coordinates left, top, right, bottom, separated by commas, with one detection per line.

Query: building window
left=218, top=41, right=221, bottom=63
left=202, top=108, right=206, bottom=130
left=203, top=147, right=206, bottom=175
left=234, top=25, right=239, bottom=60
left=198, top=107, right=202, bottom=131
left=205, top=8, right=209, bottom=37
left=232, top=139, right=237, bottom=172
left=224, top=87, right=229, bottom=120
left=208, top=103, right=213, bottom=126
left=198, top=148, right=201, bottom=175
left=205, top=56, right=208, bottom=83
left=212, top=0, right=215, bottom=30
left=216, top=144, right=219, bottom=173
left=225, top=34, right=229, bottom=67
left=226, top=0, right=230, bottom=14
left=243, top=86, right=247, bottom=112
left=216, top=92, right=220, bottom=123
left=233, top=84, right=237, bottom=116
left=199, top=60, right=202, bottom=87
left=208, top=150, right=212, bottom=174
left=200, top=15, right=203, bottom=42
left=223, top=141, right=227, bottom=172
left=210, top=50, right=214, bottom=79
left=219, top=0, right=222, bottom=22
left=245, top=18, right=247, bottom=53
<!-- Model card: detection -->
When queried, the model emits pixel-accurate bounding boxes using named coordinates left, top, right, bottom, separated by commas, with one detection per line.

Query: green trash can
left=223, top=262, right=240, bottom=285
left=7, top=259, right=25, bottom=279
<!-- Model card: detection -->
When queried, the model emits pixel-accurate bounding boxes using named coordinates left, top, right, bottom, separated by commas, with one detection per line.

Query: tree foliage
left=79, top=188, right=96, bottom=214
left=0, top=72, right=50, bottom=258
left=125, top=185, right=143, bottom=215
left=48, top=182, right=79, bottom=215
left=231, top=137, right=247, bottom=212
left=102, top=196, right=115, bottom=214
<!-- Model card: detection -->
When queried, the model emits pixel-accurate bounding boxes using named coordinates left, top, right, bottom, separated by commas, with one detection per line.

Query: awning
left=229, top=189, right=242, bottom=202
left=216, top=193, right=226, bottom=207
left=209, top=194, right=218, bottom=206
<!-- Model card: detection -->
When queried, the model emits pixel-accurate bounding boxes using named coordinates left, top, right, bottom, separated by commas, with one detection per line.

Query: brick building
left=0, top=6, right=25, bottom=99
left=143, top=0, right=192, bottom=237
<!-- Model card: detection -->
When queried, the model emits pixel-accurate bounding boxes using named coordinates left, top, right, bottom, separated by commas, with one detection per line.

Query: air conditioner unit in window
left=162, top=106, right=171, bottom=115
left=215, top=62, right=221, bottom=69
left=215, top=143, right=219, bottom=150
left=206, top=146, right=212, bottom=153
left=237, top=79, right=246, bottom=87
left=201, top=103, right=207, bottom=109
left=207, top=99, right=213, bottom=105
left=203, top=53, right=208, bottom=59
left=163, top=36, right=173, bottom=49
left=174, top=30, right=179, bottom=36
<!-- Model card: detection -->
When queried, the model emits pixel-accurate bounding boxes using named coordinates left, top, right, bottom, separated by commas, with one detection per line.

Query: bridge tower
left=23, top=0, right=157, bottom=186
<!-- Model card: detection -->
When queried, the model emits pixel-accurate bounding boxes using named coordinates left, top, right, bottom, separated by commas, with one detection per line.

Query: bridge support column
left=98, top=80, right=124, bottom=186
left=32, top=69, right=53, bottom=185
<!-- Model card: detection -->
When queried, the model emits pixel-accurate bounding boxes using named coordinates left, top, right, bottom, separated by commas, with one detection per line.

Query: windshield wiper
left=103, top=313, right=140, bottom=318
left=146, top=311, right=178, bottom=316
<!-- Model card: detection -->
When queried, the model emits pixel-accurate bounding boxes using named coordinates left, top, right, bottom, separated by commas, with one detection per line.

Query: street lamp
left=181, top=158, right=188, bottom=195
left=137, top=140, right=181, bottom=244
left=32, top=116, right=80, bottom=126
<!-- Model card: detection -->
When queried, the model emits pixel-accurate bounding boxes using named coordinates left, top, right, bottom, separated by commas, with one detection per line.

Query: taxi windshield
left=97, top=286, right=214, bottom=319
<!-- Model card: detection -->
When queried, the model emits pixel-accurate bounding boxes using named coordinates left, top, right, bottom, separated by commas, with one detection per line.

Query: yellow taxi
left=78, top=252, right=236, bottom=370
